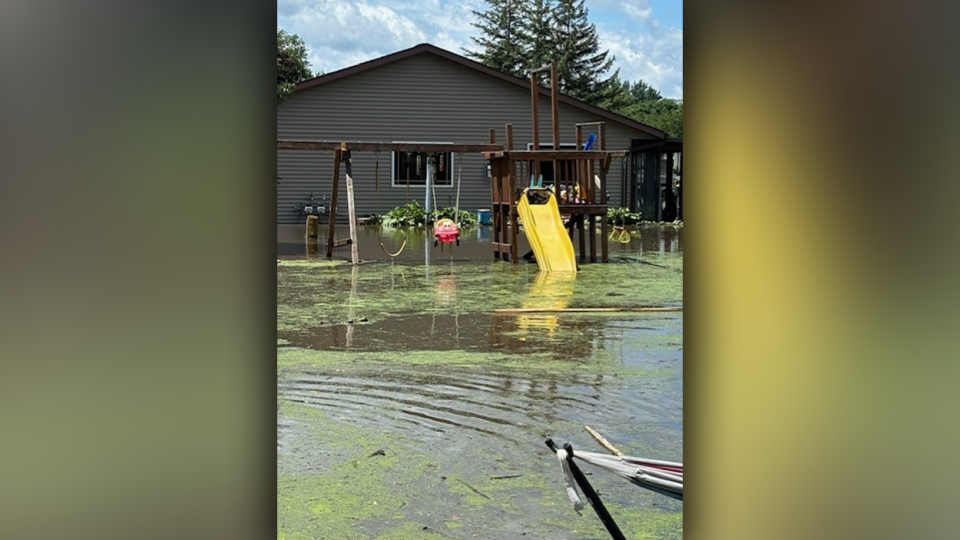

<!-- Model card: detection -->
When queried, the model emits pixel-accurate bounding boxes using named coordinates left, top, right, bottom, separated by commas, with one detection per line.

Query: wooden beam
left=278, top=140, right=502, bottom=153
left=557, top=204, right=608, bottom=214
left=482, top=150, right=621, bottom=160
left=326, top=149, right=341, bottom=257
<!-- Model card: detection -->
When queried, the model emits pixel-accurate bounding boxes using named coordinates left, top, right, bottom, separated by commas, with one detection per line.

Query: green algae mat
left=278, top=237, right=683, bottom=539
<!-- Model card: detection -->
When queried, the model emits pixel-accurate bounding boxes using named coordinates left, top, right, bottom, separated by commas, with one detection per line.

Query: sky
left=277, top=0, right=683, bottom=99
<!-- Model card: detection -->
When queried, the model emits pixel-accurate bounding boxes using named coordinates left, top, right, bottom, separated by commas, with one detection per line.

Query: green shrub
left=432, top=207, right=477, bottom=226
left=382, top=202, right=427, bottom=227
left=378, top=202, right=477, bottom=227
left=607, top=207, right=641, bottom=225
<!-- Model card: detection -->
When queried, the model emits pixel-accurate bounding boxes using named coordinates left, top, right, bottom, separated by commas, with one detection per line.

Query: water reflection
left=280, top=223, right=681, bottom=264
left=515, top=272, right=576, bottom=337
left=279, top=224, right=504, bottom=264
left=607, top=225, right=683, bottom=258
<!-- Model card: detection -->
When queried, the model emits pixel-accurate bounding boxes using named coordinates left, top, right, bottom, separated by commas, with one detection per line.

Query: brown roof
left=293, top=43, right=666, bottom=139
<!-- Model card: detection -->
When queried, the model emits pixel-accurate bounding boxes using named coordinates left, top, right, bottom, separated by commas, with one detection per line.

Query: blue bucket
left=477, top=209, right=492, bottom=225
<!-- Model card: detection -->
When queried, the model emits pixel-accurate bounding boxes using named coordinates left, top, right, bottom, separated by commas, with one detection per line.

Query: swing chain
left=376, top=149, right=407, bottom=257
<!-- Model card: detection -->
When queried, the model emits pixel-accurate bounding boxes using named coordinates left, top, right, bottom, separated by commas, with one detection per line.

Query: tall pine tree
left=519, top=0, right=555, bottom=78
left=549, top=0, right=618, bottom=104
left=463, top=0, right=527, bottom=78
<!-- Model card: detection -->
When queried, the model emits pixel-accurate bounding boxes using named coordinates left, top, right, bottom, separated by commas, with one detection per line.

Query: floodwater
left=277, top=224, right=683, bottom=539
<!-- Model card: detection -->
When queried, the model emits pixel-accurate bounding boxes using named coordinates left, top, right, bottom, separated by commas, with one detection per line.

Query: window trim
left=390, top=143, right=456, bottom=188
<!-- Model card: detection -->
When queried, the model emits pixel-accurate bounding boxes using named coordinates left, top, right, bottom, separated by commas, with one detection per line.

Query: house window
left=391, top=147, right=455, bottom=188
left=525, top=142, right=578, bottom=185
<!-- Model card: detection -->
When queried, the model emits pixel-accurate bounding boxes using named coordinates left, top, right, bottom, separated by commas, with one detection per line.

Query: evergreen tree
left=463, top=0, right=527, bottom=78
left=466, top=0, right=676, bottom=135
left=629, top=80, right=662, bottom=102
left=548, top=0, right=618, bottom=104
left=519, top=0, right=555, bottom=78
left=600, top=76, right=636, bottom=115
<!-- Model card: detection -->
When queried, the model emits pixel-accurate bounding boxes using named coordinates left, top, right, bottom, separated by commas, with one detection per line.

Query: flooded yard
left=278, top=224, right=683, bottom=539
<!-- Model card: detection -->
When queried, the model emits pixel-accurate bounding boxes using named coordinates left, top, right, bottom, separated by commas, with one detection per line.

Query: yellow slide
left=516, top=188, right=578, bottom=273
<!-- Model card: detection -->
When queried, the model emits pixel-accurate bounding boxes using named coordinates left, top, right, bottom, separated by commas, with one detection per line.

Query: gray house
left=277, top=43, right=670, bottom=224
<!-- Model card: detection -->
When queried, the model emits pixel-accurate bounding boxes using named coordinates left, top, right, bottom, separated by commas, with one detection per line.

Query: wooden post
left=589, top=159, right=597, bottom=263
left=341, top=144, right=359, bottom=265
left=346, top=264, right=358, bottom=348
left=677, top=151, right=683, bottom=221
left=530, top=72, right=539, bottom=152
left=505, top=123, right=515, bottom=261
left=306, top=215, right=318, bottom=239
left=550, top=64, right=560, bottom=151
left=550, top=65, right=559, bottom=198
left=578, top=215, right=586, bottom=261
left=601, top=155, right=610, bottom=262
left=663, top=151, right=676, bottom=222
left=497, top=162, right=502, bottom=259
left=509, top=157, right=519, bottom=263
left=489, top=128, right=496, bottom=144
left=326, top=149, right=342, bottom=257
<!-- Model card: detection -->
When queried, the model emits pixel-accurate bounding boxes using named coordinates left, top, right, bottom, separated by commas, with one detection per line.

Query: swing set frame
left=276, top=140, right=502, bottom=264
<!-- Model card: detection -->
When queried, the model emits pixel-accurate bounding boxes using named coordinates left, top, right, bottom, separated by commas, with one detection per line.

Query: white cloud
left=622, top=1, right=653, bottom=22
left=279, top=0, right=428, bottom=75
left=279, top=0, right=682, bottom=98
left=596, top=2, right=683, bottom=98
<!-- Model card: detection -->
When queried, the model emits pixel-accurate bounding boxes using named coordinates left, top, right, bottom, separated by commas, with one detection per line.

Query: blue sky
left=278, top=0, right=682, bottom=99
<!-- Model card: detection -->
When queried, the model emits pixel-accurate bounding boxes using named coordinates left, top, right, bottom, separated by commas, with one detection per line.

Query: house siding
left=277, top=51, right=658, bottom=224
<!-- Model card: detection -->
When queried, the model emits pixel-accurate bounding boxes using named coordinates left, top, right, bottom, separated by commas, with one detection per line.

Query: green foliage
left=633, top=98, right=683, bottom=139
left=466, top=0, right=618, bottom=104
left=630, top=80, right=663, bottom=102
left=602, top=77, right=682, bottom=138
left=522, top=0, right=554, bottom=75
left=383, top=202, right=427, bottom=227
left=607, top=207, right=641, bottom=225
left=277, top=29, right=313, bottom=104
left=463, top=0, right=528, bottom=77
left=467, top=0, right=678, bottom=136
left=433, top=207, right=478, bottom=226
left=379, top=202, right=478, bottom=228
left=548, top=0, right=619, bottom=104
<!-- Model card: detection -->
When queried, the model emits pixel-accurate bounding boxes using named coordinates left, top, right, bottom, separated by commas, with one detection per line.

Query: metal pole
left=425, top=155, right=433, bottom=222
left=545, top=440, right=626, bottom=540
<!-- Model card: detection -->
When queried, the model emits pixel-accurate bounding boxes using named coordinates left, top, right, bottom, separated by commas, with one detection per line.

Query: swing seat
left=433, top=218, right=460, bottom=243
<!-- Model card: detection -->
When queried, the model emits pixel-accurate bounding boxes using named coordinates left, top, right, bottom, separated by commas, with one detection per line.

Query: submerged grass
left=278, top=255, right=682, bottom=336
left=277, top=345, right=672, bottom=379
left=278, top=398, right=682, bottom=540
left=278, top=237, right=683, bottom=539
